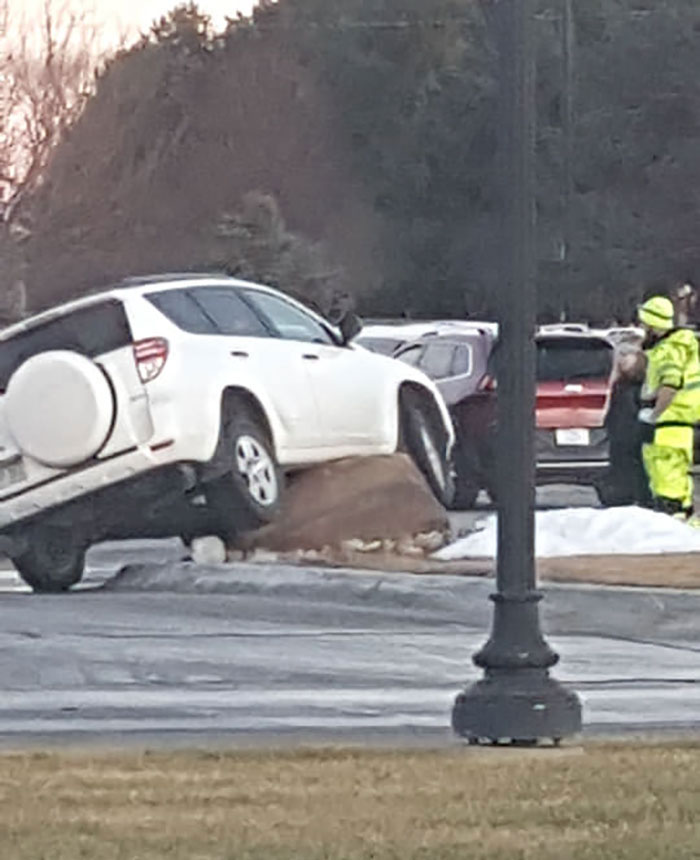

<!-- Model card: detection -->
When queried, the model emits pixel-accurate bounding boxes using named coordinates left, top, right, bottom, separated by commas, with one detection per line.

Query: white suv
left=0, top=274, right=454, bottom=591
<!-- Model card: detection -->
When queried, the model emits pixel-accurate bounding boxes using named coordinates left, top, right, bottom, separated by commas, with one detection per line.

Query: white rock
left=190, top=536, right=227, bottom=566
left=356, top=539, right=383, bottom=553
left=413, top=531, right=447, bottom=552
left=396, top=538, right=425, bottom=558
left=248, top=549, right=280, bottom=564
left=341, top=538, right=367, bottom=553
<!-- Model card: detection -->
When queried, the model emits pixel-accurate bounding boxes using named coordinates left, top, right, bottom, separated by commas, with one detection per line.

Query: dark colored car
left=396, top=329, right=617, bottom=508
left=394, top=328, right=498, bottom=507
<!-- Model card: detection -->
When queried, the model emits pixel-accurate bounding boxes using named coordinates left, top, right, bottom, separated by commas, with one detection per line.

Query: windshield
left=356, top=336, right=404, bottom=355
left=536, top=339, right=613, bottom=382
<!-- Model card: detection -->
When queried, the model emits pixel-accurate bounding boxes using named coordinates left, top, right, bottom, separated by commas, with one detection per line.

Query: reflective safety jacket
left=642, top=327, right=700, bottom=427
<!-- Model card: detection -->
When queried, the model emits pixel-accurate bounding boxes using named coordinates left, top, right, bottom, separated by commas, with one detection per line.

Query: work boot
left=653, top=496, right=685, bottom=516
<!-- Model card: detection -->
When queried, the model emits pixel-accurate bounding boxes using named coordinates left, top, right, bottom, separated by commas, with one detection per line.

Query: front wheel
left=11, top=526, right=86, bottom=593
left=205, top=405, right=283, bottom=538
left=400, top=391, right=455, bottom=508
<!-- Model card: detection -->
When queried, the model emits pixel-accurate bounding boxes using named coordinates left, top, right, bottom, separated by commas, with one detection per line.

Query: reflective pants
left=642, top=426, right=694, bottom=511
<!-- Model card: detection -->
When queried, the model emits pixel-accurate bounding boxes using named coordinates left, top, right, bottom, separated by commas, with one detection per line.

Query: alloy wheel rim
left=235, top=435, right=278, bottom=507
left=418, top=419, right=446, bottom=491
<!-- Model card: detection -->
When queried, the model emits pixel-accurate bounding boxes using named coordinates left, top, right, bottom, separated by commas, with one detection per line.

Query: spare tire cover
left=5, top=350, right=115, bottom=468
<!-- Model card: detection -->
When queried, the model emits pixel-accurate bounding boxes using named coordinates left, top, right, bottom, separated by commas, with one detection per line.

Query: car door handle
left=230, top=350, right=249, bottom=358
left=302, top=353, right=320, bottom=361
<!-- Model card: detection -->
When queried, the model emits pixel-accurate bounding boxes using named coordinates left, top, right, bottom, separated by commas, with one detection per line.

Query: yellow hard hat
left=638, top=296, right=674, bottom=331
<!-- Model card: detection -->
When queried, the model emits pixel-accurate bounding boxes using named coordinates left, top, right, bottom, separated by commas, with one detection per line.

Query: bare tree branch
left=0, top=0, right=104, bottom=225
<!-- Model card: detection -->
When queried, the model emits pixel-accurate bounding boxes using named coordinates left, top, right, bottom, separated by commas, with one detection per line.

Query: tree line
left=3, top=0, right=700, bottom=324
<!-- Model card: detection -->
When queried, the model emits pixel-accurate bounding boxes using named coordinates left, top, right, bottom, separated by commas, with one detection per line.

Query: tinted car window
left=396, top=345, right=423, bottom=367
left=243, top=290, right=334, bottom=345
left=355, top=336, right=405, bottom=355
left=452, top=345, right=472, bottom=376
left=191, top=288, right=270, bottom=337
left=147, top=289, right=215, bottom=334
left=420, top=343, right=457, bottom=380
left=536, top=338, right=613, bottom=382
left=0, top=299, right=132, bottom=390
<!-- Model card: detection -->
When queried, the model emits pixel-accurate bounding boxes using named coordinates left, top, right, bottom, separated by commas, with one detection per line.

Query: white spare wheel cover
left=5, top=350, right=115, bottom=468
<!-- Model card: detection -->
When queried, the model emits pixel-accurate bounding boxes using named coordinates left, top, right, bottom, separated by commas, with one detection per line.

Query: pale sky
left=7, top=0, right=259, bottom=46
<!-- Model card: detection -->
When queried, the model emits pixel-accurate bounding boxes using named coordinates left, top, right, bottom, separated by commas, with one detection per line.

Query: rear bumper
left=0, top=441, right=188, bottom=532
left=535, top=427, right=609, bottom=486
left=536, top=459, right=610, bottom=486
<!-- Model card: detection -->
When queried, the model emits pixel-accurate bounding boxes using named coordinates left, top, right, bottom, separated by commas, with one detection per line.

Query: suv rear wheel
left=400, top=390, right=455, bottom=508
left=205, top=404, right=283, bottom=538
left=12, top=526, right=86, bottom=593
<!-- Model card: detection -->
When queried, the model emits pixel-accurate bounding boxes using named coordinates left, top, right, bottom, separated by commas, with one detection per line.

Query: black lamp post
left=451, top=0, right=581, bottom=744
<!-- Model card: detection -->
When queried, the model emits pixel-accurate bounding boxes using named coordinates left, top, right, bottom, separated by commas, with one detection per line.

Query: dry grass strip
left=2, top=742, right=700, bottom=859
left=332, top=553, right=700, bottom=590
left=537, top=554, right=700, bottom=589
left=304, top=551, right=700, bottom=590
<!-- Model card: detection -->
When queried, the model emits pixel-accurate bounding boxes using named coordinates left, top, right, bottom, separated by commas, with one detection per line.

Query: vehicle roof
left=398, top=329, right=495, bottom=346
left=0, top=274, right=319, bottom=342
left=535, top=331, right=613, bottom=345
left=356, top=323, right=441, bottom=341
left=537, top=322, right=589, bottom=333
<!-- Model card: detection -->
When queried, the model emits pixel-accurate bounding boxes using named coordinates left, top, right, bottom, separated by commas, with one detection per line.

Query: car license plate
left=555, top=428, right=590, bottom=447
left=0, top=459, right=26, bottom=491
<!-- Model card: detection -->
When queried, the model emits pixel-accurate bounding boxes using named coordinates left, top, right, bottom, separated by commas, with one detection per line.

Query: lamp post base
left=452, top=669, right=582, bottom=745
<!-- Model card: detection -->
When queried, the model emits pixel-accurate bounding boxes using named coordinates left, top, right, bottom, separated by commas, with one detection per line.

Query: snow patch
left=436, top=506, right=700, bottom=560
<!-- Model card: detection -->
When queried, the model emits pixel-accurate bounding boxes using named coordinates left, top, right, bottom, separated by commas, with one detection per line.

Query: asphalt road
left=1, top=481, right=700, bottom=746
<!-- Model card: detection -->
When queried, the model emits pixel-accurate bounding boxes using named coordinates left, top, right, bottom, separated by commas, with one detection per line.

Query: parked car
left=538, top=322, right=589, bottom=335
left=532, top=332, right=615, bottom=496
left=396, top=329, right=616, bottom=507
left=354, top=323, right=445, bottom=356
left=394, top=326, right=497, bottom=508
left=0, top=274, right=454, bottom=592
left=355, top=320, right=498, bottom=356
left=591, top=325, right=644, bottom=347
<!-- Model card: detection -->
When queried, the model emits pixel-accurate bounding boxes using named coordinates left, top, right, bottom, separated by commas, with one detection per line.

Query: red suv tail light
left=133, top=338, right=169, bottom=383
left=479, top=373, right=497, bottom=392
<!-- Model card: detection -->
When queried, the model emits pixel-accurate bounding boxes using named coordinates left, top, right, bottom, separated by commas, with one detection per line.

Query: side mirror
left=339, top=311, right=363, bottom=345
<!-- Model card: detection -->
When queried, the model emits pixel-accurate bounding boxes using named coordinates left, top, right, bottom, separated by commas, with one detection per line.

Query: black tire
left=205, top=404, right=283, bottom=538
left=400, top=390, right=455, bottom=508
left=12, top=526, right=86, bottom=593
left=450, top=441, right=481, bottom=510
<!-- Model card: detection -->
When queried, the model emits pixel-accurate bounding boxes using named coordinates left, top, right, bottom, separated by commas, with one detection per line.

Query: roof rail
left=117, top=271, right=231, bottom=287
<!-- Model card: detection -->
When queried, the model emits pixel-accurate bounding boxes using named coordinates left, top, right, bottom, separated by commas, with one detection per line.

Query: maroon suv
left=396, top=329, right=616, bottom=508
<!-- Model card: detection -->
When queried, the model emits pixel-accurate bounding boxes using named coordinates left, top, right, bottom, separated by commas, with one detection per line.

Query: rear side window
left=536, top=339, right=613, bottom=382
left=147, top=287, right=270, bottom=338
left=191, top=288, right=270, bottom=337
left=147, top=289, right=215, bottom=334
left=420, top=343, right=457, bottom=380
left=452, top=345, right=473, bottom=376
left=0, top=300, right=132, bottom=390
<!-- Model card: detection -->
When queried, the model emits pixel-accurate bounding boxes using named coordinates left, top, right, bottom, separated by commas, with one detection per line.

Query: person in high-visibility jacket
left=637, top=295, right=700, bottom=518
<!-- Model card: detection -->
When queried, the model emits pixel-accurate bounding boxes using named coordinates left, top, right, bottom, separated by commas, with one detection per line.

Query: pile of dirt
left=234, top=454, right=449, bottom=556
